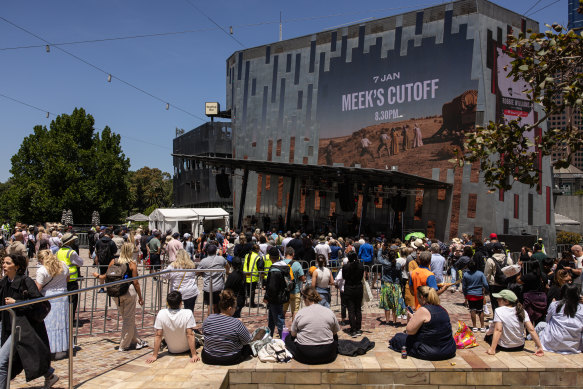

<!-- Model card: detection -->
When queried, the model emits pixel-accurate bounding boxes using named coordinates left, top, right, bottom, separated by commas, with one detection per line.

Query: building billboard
left=316, top=30, right=478, bottom=177
left=495, top=47, right=534, bottom=142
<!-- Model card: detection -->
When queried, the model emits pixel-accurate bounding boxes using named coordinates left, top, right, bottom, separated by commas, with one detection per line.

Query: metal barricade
left=0, top=267, right=225, bottom=389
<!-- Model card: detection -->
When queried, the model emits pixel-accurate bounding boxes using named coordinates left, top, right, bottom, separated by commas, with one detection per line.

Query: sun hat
left=413, top=238, right=424, bottom=249
left=61, top=233, right=78, bottom=246
left=492, top=289, right=517, bottom=303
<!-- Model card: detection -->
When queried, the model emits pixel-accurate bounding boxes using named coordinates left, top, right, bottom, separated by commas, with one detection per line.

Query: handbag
left=453, top=321, right=478, bottom=349
left=258, top=339, right=292, bottom=363
left=20, top=283, right=52, bottom=323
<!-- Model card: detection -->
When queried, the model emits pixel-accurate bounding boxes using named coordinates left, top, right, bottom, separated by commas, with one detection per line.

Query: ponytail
left=417, top=285, right=440, bottom=305
left=515, top=302, right=525, bottom=322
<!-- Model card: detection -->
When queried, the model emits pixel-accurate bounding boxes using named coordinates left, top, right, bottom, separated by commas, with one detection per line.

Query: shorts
left=203, top=290, right=221, bottom=306
left=283, top=293, right=301, bottom=315
left=149, top=254, right=161, bottom=270
left=466, top=296, right=484, bottom=312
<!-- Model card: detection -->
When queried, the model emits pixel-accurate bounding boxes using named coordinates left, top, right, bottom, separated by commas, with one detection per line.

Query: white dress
left=37, top=263, right=69, bottom=354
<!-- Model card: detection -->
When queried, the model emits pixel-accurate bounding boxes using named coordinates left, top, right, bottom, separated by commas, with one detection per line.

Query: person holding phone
left=389, top=286, right=456, bottom=361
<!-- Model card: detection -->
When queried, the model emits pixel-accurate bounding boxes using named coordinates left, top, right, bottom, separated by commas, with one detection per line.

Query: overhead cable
left=0, top=92, right=172, bottom=150
left=0, top=16, right=205, bottom=122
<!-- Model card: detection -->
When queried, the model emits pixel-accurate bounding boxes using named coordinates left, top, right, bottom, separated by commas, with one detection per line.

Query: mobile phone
left=406, top=306, right=414, bottom=314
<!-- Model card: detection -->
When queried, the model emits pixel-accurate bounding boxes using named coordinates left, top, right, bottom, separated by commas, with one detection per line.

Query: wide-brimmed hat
left=413, top=239, right=424, bottom=249
left=61, top=233, right=78, bottom=246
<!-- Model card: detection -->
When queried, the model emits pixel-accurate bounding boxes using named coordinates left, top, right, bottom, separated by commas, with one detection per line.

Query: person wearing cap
left=166, top=232, right=183, bottom=263
left=225, top=256, right=246, bottom=318
left=57, top=232, right=84, bottom=322
left=484, top=289, right=544, bottom=356
left=314, top=236, right=331, bottom=264
left=484, top=243, right=513, bottom=311
left=183, top=233, right=195, bottom=260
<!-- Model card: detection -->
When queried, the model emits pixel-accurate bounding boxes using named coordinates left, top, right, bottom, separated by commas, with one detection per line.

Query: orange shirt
left=409, top=267, right=435, bottom=309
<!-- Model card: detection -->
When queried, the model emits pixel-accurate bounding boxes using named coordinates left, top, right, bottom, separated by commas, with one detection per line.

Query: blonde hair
left=174, top=249, right=195, bottom=269
left=38, top=249, right=63, bottom=277
left=417, top=285, right=440, bottom=305
left=51, top=230, right=58, bottom=237
left=118, top=242, right=135, bottom=265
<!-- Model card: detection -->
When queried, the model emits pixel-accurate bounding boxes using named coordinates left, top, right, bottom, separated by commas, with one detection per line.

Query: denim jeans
left=316, top=287, right=331, bottom=308
left=0, top=335, right=54, bottom=388
left=267, top=304, right=285, bottom=337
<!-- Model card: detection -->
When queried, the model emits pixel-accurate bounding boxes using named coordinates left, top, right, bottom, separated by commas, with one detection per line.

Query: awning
left=126, top=213, right=149, bottom=222
left=172, top=155, right=451, bottom=190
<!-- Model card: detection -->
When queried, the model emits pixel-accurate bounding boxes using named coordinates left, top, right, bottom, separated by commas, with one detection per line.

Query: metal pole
left=285, top=176, right=296, bottom=231
left=68, top=299, right=74, bottom=389
left=6, top=309, right=18, bottom=389
left=237, top=168, right=249, bottom=230
left=209, top=276, right=214, bottom=317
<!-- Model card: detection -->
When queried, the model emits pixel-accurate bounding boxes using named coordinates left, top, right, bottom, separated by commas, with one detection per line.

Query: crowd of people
left=0, top=221, right=583, bottom=386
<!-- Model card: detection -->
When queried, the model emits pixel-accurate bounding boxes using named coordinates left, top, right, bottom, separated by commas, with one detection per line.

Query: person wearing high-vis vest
left=263, top=246, right=279, bottom=281
left=243, top=244, right=264, bottom=308
left=57, top=233, right=84, bottom=324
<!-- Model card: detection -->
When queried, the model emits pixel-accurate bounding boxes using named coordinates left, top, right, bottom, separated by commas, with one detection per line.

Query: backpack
left=105, top=260, right=132, bottom=297
left=266, top=264, right=295, bottom=304
left=88, top=232, right=96, bottom=245
left=96, top=239, right=114, bottom=265
left=492, top=258, right=507, bottom=286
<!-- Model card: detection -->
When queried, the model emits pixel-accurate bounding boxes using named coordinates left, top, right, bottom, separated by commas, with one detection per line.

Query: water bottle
left=281, top=327, right=290, bottom=341
left=401, top=346, right=407, bottom=359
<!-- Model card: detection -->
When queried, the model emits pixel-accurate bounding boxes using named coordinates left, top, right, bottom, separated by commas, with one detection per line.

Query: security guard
left=57, top=233, right=84, bottom=324
left=243, top=244, right=264, bottom=308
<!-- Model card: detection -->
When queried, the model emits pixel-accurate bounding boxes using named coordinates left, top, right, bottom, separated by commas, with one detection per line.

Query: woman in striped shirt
left=201, top=289, right=252, bottom=365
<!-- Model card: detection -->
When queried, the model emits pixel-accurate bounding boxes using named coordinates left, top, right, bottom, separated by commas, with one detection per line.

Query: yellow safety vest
left=244, top=252, right=261, bottom=283
left=57, top=247, right=78, bottom=281
left=263, top=254, right=275, bottom=279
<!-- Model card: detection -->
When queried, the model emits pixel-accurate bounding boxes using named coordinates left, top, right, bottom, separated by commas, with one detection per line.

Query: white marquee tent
left=148, top=208, right=229, bottom=236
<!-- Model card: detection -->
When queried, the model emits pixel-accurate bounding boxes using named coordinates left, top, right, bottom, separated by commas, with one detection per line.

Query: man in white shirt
left=314, top=236, right=331, bottom=263
left=360, top=136, right=375, bottom=159
left=570, top=245, right=583, bottom=281
left=146, top=291, right=199, bottom=363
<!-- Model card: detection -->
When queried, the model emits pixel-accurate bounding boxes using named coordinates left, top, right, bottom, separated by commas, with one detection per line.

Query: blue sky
left=0, top=0, right=567, bottom=181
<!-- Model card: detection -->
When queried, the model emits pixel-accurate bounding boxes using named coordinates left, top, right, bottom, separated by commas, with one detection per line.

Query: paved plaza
left=10, top=250, right=583, bottom=388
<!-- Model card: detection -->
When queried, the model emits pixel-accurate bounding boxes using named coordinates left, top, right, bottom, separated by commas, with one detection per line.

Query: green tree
left=459, top=18, right=583, bottom=190
left=2, top=108, right=130, bottom=223
left=127, top=167, right=173, bottom=213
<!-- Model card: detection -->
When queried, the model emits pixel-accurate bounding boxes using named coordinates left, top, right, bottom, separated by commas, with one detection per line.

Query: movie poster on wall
left=315, top=30, right=479, bottom=178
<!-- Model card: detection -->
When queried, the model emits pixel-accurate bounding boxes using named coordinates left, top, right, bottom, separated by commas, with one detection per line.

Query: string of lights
left=0, top=16, right=206, bottom=122
left=0, top=92, right=171, bottom=150
left=523, top=0, right=544, bottom=16
left=526, top=0, right=561, bottom=17
left=0, top=1, right=441, bottom=51
left=182, top=0, right=246, bottom=48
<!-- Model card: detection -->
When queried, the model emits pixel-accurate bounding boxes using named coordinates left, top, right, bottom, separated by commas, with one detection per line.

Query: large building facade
left=173, top=122, right=232, bottom=211
left=568, top=0, right=583, bottom=30
left=224, top=0, right=556, bottom=252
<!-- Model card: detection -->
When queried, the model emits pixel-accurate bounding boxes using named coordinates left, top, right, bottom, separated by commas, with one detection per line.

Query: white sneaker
left=135, top=340, right=148, bottom=350
left=483, top=304, right=490, bottom=315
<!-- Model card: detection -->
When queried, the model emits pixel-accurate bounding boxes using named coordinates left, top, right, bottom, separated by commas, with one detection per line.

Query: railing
left=0, top=268, right=225, bottom=389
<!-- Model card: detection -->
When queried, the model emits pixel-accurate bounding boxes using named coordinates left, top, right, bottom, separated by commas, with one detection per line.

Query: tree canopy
left=2, top=108, right=130, bottom=223
left=127, top=166, right=173, bottom=215
left=459, top=20, right=583, bottom=190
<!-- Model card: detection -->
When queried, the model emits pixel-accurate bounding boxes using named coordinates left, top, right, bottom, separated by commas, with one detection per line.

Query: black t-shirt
left=225, top=271, right=245, bottom=306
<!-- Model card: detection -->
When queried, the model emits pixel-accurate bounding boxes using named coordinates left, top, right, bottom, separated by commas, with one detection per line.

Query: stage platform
left=13, top=290, right=583, bottom=389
